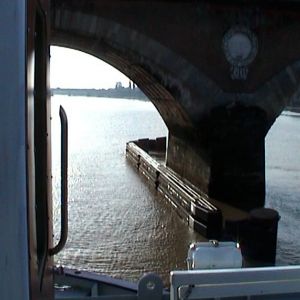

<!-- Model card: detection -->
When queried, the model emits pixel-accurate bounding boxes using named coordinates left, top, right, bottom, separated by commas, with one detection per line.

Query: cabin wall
left=0, top=1, right=29, bottom=300
left=0, top=1, right=52, bottom=300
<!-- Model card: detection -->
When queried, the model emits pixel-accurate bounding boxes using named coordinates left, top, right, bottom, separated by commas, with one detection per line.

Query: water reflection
left=52, top=96, right=202, bottom=284
left=52, top=97, right=300, bottom=284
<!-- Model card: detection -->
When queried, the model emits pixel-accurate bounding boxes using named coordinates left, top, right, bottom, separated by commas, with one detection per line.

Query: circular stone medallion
left=223, top=27, right=258, bottom=80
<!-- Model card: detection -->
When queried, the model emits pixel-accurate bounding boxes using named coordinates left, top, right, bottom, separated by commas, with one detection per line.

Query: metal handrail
left=49, top=106, right=68, bottom=256
left=171, top=266, right=300, bottom=300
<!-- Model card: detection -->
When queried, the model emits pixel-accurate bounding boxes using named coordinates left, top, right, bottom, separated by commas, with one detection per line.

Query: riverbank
left=51, top=87, right=148, bottom=100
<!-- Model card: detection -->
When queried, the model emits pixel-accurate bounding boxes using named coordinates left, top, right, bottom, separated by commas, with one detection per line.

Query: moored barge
left=126, top=138, right=229, bottom=239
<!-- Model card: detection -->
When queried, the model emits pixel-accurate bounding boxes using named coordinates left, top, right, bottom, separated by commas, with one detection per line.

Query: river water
left=52, top=96, right=300, bottom=284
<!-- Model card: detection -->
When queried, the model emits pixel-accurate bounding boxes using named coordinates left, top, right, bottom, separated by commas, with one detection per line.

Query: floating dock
left=126, top=137, right=223, bottom=239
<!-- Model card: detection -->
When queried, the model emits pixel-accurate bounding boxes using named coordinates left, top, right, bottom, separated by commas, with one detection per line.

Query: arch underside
left=51, top=15, right=195, bottom=134
left=51, top=5, right=300, bottom=128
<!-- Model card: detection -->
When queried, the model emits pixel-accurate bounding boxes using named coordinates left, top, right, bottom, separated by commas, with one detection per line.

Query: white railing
left=170, top=266, right=300, bottom=300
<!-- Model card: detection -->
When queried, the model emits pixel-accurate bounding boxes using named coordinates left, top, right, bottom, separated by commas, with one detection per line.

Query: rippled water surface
left=52, top=96, right=300, bottom=284
left=265, top=111, right=300, bottom=265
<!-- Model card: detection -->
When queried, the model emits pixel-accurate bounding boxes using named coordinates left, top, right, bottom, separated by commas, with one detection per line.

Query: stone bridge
left=51, top=0, right=300, bottom=211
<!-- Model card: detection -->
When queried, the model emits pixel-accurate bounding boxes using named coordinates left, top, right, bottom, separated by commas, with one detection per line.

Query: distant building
left=115, top=81, right=123, bottom=89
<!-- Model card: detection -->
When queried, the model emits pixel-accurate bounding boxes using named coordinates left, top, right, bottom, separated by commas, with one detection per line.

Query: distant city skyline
left=50, top=46, right=130, bottom=89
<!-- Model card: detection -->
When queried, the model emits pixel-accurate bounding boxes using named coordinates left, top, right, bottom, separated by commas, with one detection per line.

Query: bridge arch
left=51, top=13, right=195, bottom=133
left=51, top=1, right=300, bottom=211
left=50, top=2, right=235, bottom=131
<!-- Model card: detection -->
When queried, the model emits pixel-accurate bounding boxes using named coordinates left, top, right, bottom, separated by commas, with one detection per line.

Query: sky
left=50, top=46, right=130, bottom=89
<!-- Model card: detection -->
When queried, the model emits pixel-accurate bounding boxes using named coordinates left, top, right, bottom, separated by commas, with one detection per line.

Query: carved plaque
left=223, top=27, right=258, bottom=80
